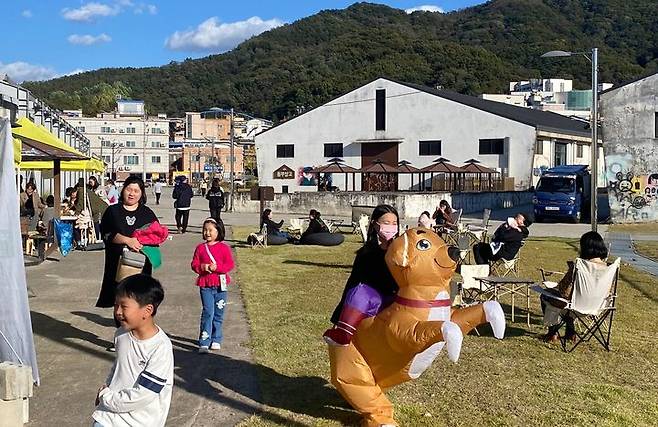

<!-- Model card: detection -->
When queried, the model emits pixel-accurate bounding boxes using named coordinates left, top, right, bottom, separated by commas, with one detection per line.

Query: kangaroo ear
left=385, top=232, right=410, bottom=268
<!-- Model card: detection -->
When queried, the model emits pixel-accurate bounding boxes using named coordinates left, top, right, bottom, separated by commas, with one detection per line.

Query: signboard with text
left=273, top=164, right=295, bottom=180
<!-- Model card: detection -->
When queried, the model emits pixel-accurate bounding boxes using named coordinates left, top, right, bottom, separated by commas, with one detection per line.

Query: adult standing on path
left=173, top=176, right=193, bottom=234
left=206, top=178, right=225, bottom=221
left=153, top=179, right=163, bottom=205
left=96, top=177, right=157, bottom=328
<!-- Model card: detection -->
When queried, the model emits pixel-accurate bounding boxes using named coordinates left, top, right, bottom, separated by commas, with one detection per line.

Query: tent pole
left=53, top=160, right=61, bottom=219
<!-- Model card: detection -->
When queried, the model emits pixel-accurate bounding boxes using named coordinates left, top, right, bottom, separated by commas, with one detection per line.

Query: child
left=92, top=275, right=173, bottom=427
left=323, top=205, right=400, bottom=346
left=190, top=218, right=235, bottom=353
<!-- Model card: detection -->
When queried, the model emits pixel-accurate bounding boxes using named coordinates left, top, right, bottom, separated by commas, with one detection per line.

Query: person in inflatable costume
left=328, top=227, right=506, bottom=427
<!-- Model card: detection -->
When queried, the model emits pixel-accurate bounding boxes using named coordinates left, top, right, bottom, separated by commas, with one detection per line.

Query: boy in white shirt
left=93, top=275, right=174, bottom=427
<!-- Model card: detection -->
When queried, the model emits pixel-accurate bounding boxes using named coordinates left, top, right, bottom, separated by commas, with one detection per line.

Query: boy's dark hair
left=45, top=195, right=55, bottom=207
left=116, top=274, right=164, bottom=316
left=519, top=212, right=533, bottom=228
left=203, top=218, right=226, bottom=241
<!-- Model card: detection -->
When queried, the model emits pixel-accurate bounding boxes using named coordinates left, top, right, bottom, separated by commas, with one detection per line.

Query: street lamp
left=541, top=48, right=599, bottom=232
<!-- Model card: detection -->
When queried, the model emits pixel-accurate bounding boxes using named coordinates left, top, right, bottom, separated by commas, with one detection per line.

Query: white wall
left=256, top=79, right=538, bottom=193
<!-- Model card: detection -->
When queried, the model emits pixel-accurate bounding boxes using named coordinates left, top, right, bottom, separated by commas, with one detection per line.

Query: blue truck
left=533, top=165, right=591, bottom=223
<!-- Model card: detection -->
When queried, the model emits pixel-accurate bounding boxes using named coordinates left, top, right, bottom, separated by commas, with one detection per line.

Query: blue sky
left=1, top=0, right=485, bottom=83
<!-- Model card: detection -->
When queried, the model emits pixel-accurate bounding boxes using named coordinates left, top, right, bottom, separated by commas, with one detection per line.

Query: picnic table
left=475, top=276, right=536, bottom=327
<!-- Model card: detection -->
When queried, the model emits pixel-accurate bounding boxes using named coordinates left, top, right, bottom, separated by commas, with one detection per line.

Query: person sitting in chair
left=473, top=212, right=531, bottom=265
left=540, top=231, right=608, bottom=343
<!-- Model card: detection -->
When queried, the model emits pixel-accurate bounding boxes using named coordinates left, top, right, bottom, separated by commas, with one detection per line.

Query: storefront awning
left=12, top=117, right=87, bottom=162
left=20, top=158, right=105, bottom=173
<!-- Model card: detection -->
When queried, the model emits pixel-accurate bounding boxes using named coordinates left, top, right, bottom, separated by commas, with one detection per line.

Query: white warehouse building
left=255, top=78, right=601, bottom=193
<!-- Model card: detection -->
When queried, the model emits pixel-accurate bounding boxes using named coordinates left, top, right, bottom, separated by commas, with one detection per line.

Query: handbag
left=115, top=247, right=146, bottom=282
left=204, top=243, right=227, bottom=291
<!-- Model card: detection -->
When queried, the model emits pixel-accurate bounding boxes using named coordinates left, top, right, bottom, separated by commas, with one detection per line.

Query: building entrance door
left=554, top=142, right=568, bottom=166
left=361, top=142, right=399, bottom=191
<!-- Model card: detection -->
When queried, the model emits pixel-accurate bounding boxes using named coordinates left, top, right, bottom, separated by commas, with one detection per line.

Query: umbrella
left=398, top=160, right=421, bottom=191
left=311, top=159, right=359, bottom=191
left=358, top=158, right=400, bottom=173
left=419, top=157, right=463, bottom=191
left=461, top=158, right=498, bottom=174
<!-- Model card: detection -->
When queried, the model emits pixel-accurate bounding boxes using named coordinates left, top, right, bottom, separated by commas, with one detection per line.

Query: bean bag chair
left=266, top=234, right=289, bottom=246
left=300, top=232, right=345, bottom=246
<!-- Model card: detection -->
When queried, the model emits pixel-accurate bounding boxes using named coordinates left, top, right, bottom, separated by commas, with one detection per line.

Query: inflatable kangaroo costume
left=328, top=228, right=506, bottom=426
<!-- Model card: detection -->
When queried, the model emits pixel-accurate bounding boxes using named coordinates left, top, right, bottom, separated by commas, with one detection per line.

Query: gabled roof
left=600, top=71, right=658, bottom=96
left=392, top=79, right=591, bottom=137
left=257, top=77, right=592, bottom=138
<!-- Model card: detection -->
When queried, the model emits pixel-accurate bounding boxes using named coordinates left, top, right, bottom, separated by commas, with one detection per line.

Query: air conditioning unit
left=119, top=130, right=125, bottom=133
left=111, top=129, right=116, bottom=133
left=125, top=166, right=131, bottom=171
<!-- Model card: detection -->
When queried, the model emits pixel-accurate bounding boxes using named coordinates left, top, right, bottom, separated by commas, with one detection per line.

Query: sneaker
left=198, top=346, right=209, bottom=354
left=106, top=345, right=116, bottom=352
left=210, top=342, right=221, bottom=350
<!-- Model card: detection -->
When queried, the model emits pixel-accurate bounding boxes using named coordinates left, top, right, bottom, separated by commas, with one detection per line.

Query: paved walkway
left=27, top=192, right=262, bottom=426
left=607, top=232, right=658, bottom=277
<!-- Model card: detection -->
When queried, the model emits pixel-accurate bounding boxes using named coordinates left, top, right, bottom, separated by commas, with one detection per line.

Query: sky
left=1, top=0, right=486, bottom=83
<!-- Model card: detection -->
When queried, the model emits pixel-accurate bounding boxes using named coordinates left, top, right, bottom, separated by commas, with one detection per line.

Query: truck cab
left=533, top=165, right=591, bottom=223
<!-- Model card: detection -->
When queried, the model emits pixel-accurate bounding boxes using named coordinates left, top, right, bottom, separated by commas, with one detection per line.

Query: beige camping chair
left=467, top=208, right=492, bottom=243
left=358, top=214, right=369, bottom=243
left=455, top=264, right=491, bottom=306
left=287, top=218, right=304, bottom=237
left=532, top=258, right=621, bottom=352
left=248, top=224, right=267, bottom=249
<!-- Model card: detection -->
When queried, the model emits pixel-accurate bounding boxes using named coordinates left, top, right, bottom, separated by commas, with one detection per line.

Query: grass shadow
left=283, top=260, right=353, bottom=269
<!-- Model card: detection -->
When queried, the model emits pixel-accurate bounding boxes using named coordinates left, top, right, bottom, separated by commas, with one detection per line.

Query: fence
left=432, top=175, right=514, bottom=192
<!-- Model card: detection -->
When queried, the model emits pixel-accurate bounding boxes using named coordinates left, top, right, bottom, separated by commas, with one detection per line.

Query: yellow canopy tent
left=20, top=158, right=105, bottom=173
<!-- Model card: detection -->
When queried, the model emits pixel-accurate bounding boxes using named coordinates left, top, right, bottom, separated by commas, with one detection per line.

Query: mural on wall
left=606, top=154, right=658, bottom=222
left=298, top=167, right=317, bottom=186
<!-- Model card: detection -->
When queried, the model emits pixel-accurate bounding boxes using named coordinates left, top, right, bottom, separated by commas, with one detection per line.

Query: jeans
left=155, top=192, right=161, bottom=204
left=210, top=207, right=222, bottom=221
left=199, top=287, right=228, bottom=347
left=175, top=209, right=190, bottom=232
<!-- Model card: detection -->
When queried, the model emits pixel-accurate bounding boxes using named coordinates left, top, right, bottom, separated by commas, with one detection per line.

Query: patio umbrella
left=358, top=159, right=400, bottom=192
left=419, top=157, right=463, bottom=191
left=397, top=160, right=420, bottom=191
left=311, top=159, right=359, bottom=191
left=461, top=159, right=499, bottom=191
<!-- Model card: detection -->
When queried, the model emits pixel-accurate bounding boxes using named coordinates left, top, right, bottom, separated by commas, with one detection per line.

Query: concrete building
left=181, top=140, right=244, bottom=182
left=601, top=71, right=658, bottom=223
left=73, top=100, right=169, bottom=181
left=185, top=111, right=231, bottom=140
left=255, top=78, right=598, bottom=193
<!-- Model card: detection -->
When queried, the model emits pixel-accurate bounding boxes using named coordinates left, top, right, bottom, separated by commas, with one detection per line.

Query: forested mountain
left=25, top=0, right=658, bottom=121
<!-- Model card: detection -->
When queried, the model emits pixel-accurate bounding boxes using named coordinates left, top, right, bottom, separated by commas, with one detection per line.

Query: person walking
left=97, top=176, right=160, bottom=350
left=190, top=218, right=235, bottom=353
left=206, top=178, right=225, bottom=221
left=153, top=179, right=163, bottom=205
left=200, top=179, right=208, bottom=197
left=173, top=176, right=193, bottom=234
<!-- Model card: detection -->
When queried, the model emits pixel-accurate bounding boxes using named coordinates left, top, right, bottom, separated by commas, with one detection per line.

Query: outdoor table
left=325, top=218, right=345, bottom=233
left=475, top=276, right=536, bottom=327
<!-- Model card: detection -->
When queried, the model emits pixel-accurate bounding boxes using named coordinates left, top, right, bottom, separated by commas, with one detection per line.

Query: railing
left=431, top=176, right=514, bottom=192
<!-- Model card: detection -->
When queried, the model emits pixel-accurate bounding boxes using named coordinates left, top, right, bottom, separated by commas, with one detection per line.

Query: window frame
left=576, top=144, right=584, bottom=158
left=419, top=140, right=442, bottom=156
left=375, top=89, right=386, bottom=131
left=478, top=138, right=505, bottom=155
left=323, top=143, right=343, bottom=158
left=276, top=144, right=294, bottom=158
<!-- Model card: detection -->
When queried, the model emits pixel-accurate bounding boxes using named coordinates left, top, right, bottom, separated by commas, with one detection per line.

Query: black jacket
left=330, top=244, right=398, bottom=324
left=261, top=218, right=284, bottom=234
left=301, top=218, right=328, bottom=239
left=172, top=183, right=193, bottom=208
left=492, top=223, right=529, bottom=260
left=206, top=188, right=225, bottom=210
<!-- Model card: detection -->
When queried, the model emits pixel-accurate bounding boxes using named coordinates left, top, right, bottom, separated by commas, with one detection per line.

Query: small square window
left=323, top=143, right=343, bottom=158
left=535, top=140, right=543, bottom=155
left=479, top=138, right=505, bottom=155
left=276, top=144, right=294, bottom=158
left=419, top=140, right=441, bottom=156
left=576, top=144, right=583, bottom=158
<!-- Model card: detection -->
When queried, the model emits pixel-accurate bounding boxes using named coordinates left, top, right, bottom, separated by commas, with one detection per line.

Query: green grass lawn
left=231, top=229, right=658, bottom=426
left=634, top=242, right=658, bottom=261
left=609, top=223, right=658, bottom=235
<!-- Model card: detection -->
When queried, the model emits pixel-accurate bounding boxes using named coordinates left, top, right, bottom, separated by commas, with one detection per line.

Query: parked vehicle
left=533, top=165, right=591, bottom=223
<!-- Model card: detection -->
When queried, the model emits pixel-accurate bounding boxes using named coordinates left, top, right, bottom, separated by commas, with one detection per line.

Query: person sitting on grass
left=540, top=231, right=609, bottom=343
left=260, top=208, right=296, bottom=242
left=472, top=212, right=531, bottom=265
left=93, top=275, right=173, bottom=427
left=301, top=209, right=329, bottom=240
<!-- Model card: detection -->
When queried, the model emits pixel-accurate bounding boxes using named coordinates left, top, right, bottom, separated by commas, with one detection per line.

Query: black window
left=479, top=138, right=505, bottom=155
left=576, top=144, right=583, bottom=158
left=375, top=89, right=386, bottom=131
left=282, top=185, right=289, bottom=194
left=535, top=140, right=543, bottom=155
left=276, top=144, right=294, bottom=158
left=419, top=140, right=441, bottom=156
left=324, top=143, right=343, bottom=158
left=655, top=112, right=657, bottom=138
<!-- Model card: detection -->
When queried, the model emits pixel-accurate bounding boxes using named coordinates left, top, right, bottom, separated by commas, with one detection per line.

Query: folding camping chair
left=456, top=233, right=472, bottom=265
left=455, top=264, right=491, bottom=306
left=490, top=241, right=525, bottom=278
left=467, top=208, right=491, bottom=243
left=248, top=224, right=268, bottom=249
left=358, top=214, right=369, bottom=243
left=287, top=218, right=304, bottom=238
left=532, top=258, right=621, bottom=352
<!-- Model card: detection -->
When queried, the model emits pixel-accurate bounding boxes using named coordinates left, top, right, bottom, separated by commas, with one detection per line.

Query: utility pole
left=230, top=108, right=235, bottom=212
left=142, top=117, right=148, bottom=182
left=590, top=47, right=599, bottom=232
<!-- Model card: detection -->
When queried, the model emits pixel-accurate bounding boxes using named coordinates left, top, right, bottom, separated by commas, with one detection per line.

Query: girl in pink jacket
left=190, top=218, right=235, bottom=353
